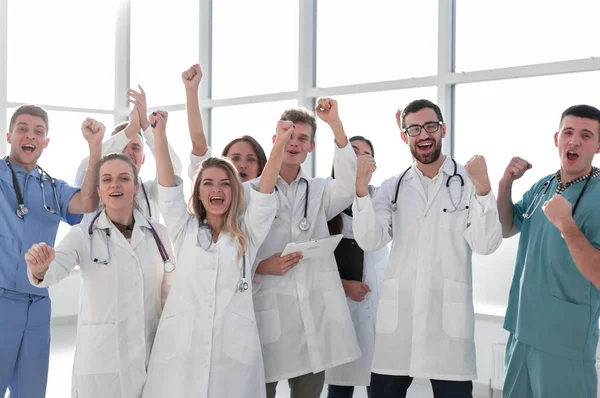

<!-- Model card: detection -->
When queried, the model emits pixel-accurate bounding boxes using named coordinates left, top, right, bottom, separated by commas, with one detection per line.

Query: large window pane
left=131, top=0, right=199, bottom=107
left=7, top=0, right=116, bottom=109
left=211, top=100, right=298, bottom=160
left=455, top=0, right=600, bottom=72
left=454, top=71, right=600, bottom=310
left=212, top=0, right=298, bottom=99
left=317, top=1, right=438, bottom=88
left=7, top=109, right=114, bottom=245
left=315, top=88, right=437, bottom=185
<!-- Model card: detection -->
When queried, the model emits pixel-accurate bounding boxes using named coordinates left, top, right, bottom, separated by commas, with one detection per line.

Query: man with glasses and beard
left=351, top=99, right=502, bottom=398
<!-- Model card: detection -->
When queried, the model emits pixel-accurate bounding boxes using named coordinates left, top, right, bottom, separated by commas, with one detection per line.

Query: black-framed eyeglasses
left=403, top=121, right=443, bottom=137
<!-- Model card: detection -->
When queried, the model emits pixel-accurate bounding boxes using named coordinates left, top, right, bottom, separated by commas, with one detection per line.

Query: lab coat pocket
left=320, top=271, right=351, bottom=322
left=152, top=293, right=195, bottom=362
left=255, top=292, right=281, bottom=344
left=223, top=306, right=259, bottom=366
left=439, top=198, right=468, bottom=230
left=375, top=279, right=399, bottom=334
left=442, top=280, right=474, bottom=339
left=73, top=324, right=119, bottom=375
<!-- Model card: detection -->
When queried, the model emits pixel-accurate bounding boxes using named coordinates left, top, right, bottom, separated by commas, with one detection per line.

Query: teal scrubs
left=503, top=173, right=600, bottom=398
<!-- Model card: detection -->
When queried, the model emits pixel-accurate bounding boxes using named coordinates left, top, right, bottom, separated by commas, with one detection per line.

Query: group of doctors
left=1, top=62, right=600, bottom=398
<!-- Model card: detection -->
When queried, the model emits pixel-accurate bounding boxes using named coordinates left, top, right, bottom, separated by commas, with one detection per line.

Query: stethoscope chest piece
left=391, top=203, right=398, bottom=212
left=298, top=218, right=310, bottom=231
left=238, top=278, right=249, bottom=292
left=17, top=204, right=28, bottom=219
left=164, top=259, right=175, bottom=273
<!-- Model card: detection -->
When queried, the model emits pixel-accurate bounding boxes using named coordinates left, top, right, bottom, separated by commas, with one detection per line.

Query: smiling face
left=401, top=107, right=446, bottom=165
left=555, top=115, right=600, bottom=179
left=97, top=158, right=140, bottom=213
left=273, top=121, right=315, bottom=168
left=225, top=140, right=260, bottom=182
left=198, top=166, right=233, bottom=218
left=6, top=114, right=49, bottom=170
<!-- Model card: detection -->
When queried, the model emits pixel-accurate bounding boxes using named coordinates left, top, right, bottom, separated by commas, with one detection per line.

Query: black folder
left=334, top=238, right=364, bottom=282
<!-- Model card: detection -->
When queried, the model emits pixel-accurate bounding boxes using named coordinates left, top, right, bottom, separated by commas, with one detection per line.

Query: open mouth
left=109, top=192, right=124, bottom=197
left=21, top=144, right=36, bottom=153
left=566, top=150, right=579, bottom=161
left=209, top=196, right=225, bottom=205
left=239, top=172, right=248, bottom=179
left=416, top=141, right=434, bottom=151
left=287, top=150, right=300, bottom=156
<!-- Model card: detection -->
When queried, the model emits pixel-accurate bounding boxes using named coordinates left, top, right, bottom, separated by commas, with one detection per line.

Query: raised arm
left=258, top=120, right=293, bottom=194
left=150, top=111, right=175, bottom=188
left=182, top=64, right=207, bottom=157
left=68, top=119, right=103, bottom=213
left=498, top=157, right=532, bottom=238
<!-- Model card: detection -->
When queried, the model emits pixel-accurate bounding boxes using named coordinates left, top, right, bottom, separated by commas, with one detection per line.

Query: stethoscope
left=196, top=221, right=249, bottom=292
left=88, top=212, right=175, bottom=273
left=275, top=177, right=310, bottom=231
left=4, top=157, right=60, bottom=219
left=523, top=168, right=594, bottom=219
left=391, top=158, right=468, bottom=213
left=139, top=179, right=152, bottom=219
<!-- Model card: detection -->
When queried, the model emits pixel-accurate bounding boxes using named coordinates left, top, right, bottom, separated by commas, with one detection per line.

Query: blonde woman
left=25, top=153, right=175, bottom=398
left=143, top=111, right=293, bottom=398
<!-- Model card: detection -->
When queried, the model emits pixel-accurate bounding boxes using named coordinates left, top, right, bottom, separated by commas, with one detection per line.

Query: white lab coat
left=75, top=126, right=183, bottom=222
left=352, top=157, right=502, bottom=381
left=325, top=187, right=389, bottom=387
left=28, top=209, right=174, bottom=398
left=247, top=143, right=361, bottom=383
left=143, top=179, right=277, bottom=398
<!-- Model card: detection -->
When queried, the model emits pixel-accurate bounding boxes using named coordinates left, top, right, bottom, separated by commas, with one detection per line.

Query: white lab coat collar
left=92, top=209, right=153, bottom=252
left=276, top=167, right=311, bottom=188
left=92, top=208, right=151, bottom=230
left=406, top=155, right=453, bottom=182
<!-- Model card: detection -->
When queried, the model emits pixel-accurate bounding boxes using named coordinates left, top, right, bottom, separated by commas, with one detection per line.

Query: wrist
left=558, top=217, right=578, bottom=235
left=475, top=179, right=492, bottom=196
left=356, top=184, right=369, bottom=198
left=140, top=119, right=150, bottom=131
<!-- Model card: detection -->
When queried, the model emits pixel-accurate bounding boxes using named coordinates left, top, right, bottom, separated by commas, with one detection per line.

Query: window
left=7, top=0, right=116, bottom=109
left=211, top=0, right=298, bottom=99
left=130, top=0, right=199, bottom=107
left=317, top=0, right=438, bottom=87
left=315, top=88, right=437, bottom=185
left=455, top=0, right=600, bottom=72
left=211, top=100, right=298, bottom=159
left=454, top=71, right=600, bottom=308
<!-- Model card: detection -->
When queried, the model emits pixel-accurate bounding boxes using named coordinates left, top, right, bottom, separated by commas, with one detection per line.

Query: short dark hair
left=9, top=104, right=49, bottom=134
left=280, top=107, right=317, bottom=142
left=401, top=99, right=443, bottom=129
left=560, top=104, right=600, bottom=140
left=222, top=135, right=268, bottom=176
left=111, top=121, right=129, bottom=136
left=349, top=135, right=375, bottom=157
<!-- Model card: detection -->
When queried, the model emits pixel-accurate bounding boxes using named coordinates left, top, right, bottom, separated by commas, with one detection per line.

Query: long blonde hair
left=189, top=157, right=248, bottom=259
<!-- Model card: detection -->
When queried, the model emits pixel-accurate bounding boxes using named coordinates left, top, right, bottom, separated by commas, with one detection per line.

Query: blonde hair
left=96, top=153, right=142, bottom=212
left=189, top=157, right=248, bottom=259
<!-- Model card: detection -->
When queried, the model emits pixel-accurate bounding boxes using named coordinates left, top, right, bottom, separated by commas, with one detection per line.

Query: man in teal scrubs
left=497, top=104, right=600, bottom=398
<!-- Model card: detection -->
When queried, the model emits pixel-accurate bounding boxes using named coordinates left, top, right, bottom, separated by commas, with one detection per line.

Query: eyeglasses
left=403, top=121, right=443, bottom=137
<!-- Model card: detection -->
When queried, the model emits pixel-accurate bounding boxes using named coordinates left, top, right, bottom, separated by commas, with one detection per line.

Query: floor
left=14, top=323, right=437, bottom=398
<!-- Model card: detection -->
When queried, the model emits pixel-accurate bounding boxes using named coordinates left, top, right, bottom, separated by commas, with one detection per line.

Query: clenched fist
left=81, top=118, right=105, bottom=146
left=465, top=155, right=491, bottom=196
left=182, top=64, right=203, bottom=90
left=503, top=157, right=532, bottom=182
left=149, top=110, right=169, bottom=134
left=356, top=155, right=376, bottom=198
left=315, top=98, right=340, bottom=125
left=25, top=243, right=55, bottom=282
left=542, top=194, right=573, bottom=231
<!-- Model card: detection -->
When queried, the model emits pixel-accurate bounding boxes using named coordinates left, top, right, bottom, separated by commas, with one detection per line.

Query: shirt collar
left=554, top=167, right=600, bottom=194
left=410, top=155, right=452, bottom=181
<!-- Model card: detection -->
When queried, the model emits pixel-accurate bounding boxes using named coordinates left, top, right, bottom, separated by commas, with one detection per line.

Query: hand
left=356, top=155, right=376, bottom=197
left=255, top=252, right=303, bottom=276
left=503, top=157, right=532, bottom=182
left=465, top=155, right=491, bottom=195
left=128, top=86, right=149, bottom=130
left=274, top=120, right=295, bottom=146
left=81, top=118, right=105, bottom=146
left=395, top=109, right=403, bottom=131
left=25, top=243, right=55, bottom=281
left=149, top=111, right=168, bottom=135
left=542, top=194, right=573, bottom=231
left=342, top=280, right=371, bottom=302
left=315, top=98, right=340, bottom=125
left=181, top=64, right=203, bottom=90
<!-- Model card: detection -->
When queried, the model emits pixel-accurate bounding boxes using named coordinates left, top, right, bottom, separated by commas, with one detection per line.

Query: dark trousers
left=327, top=384, right=372, bottom=398
left=266, top=371, right=325, bottom=398
left=370, top=373, right=473, bottom=398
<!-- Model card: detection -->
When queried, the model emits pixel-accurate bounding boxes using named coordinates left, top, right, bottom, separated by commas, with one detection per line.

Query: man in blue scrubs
left=497, top=104, right=600, bottom=398
left=0, top=105, right=102, bottom=397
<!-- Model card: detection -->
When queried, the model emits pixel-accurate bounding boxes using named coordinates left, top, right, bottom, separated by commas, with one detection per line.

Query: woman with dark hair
left=325, top=136, right=389, bottom=398
left=182, top=64, right=267, bottom=182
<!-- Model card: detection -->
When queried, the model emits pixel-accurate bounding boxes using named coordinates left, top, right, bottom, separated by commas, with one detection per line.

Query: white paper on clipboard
left=280, top=234, right=343, bottom=259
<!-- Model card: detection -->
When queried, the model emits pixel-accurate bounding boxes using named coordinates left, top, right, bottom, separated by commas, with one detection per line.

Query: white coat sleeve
left=157, top=177, right=195, bottom=243
left=153, top=222, right=177, bottom=309
left=352, top=176, right=396, bottom=252
left=188, top=147, right=212, bottom=181
left=463, top=188, right=503, bottom=255
left=243, top=188, right=277, bottom=249
left=323, top=143, right=357, bottom=221
left=27, top=226, right=85, bottom=288
left=143, top=126, right=183, bottom=177
left=73, top=130, right=131, bottom=187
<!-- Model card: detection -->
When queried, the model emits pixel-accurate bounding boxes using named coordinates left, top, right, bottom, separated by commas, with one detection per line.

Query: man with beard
left=351, top=99, right=502, bottom=398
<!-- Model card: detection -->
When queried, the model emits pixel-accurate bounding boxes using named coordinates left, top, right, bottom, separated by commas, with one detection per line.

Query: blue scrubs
left=503, top=173, right=600, bottom=398
left=0, top=161, right=80, bottom=398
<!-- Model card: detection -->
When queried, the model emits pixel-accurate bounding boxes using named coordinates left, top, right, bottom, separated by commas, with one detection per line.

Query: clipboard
left=280, top=234, right=343, bottom=259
